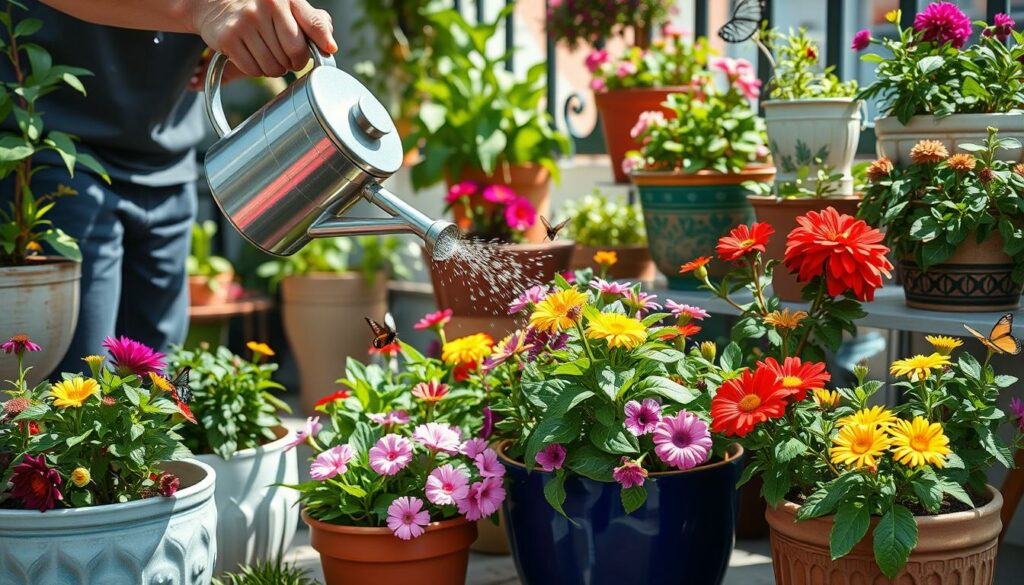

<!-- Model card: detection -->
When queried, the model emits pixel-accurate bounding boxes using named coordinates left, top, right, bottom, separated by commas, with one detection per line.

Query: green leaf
left=917, top=55, right=945, bottom=75
left=910, top=469, right=943, bottom=513
left=720, top=343, right=743, bottom=372
left=525, top=415, right=579, bottom=469
left=774, top=437, right=808, bottom=463
left=830, top=501, right=870, bottom=560
left=11, top=403, right=48, bottom=421
left=621, top=485, right=647, bottom=514
left=0, top=135, right=33, bottom=162
left=338, top=483, right=367, bottom=498
left=39, top=229, right=81, bottom=262
left=543, top=470, right=568, bottom=517
left=589, top=422, right=639, bottom=455
left=633, top=375, right=698, bottom=404
left=873, top=505, right=918, bottom=579
left=935, top=474, right=974, bottom=507
left=418, top=102, right=447, bottom=134
left=566, top=444, right=616, bottom=482
left=797, top=474, right=863, bottom=520
left=977, top=425, right=1013, bottom=468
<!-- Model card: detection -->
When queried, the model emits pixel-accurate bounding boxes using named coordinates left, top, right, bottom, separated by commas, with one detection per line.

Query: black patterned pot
left=901, top=235, right=1023, bottom=312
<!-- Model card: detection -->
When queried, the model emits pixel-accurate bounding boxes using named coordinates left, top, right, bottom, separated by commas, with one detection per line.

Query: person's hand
left=188, top=0, right=337, bottom=78
left=188, top=49, right=246, bottom=91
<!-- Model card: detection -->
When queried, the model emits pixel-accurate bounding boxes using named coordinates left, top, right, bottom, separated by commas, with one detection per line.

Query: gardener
left=0, top=1, right=337, bottom=374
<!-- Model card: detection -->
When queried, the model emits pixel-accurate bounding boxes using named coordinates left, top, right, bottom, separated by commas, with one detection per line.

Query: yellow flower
left=763, top=308, right=808, bottom=330
left=82, top=355, right=105, bottom=367
left=890, top=353, right=950, bottom=382
left=26, top=241, right=43, bottom=253
left=885, top=9, right=900, bottom=23
left=593, top=250, right=618, bottom=267
left=830, top=423, right=890, bottom=469
left=925, top=335, right=963, bottom=356
left=529, top=288, right=589, bottom=333
left=838, top=405, right=897, bottom=429
left=812, top=388, right=841, bottom=410
left=246, top=341, right=275, bottom=357
left=699, top=341, right=717, bottom=361
left=149, top=372, right=174, bottom=392
left=442, top=333, right=494, bottom=366
left=586, top=312, right=647, bottom=350
left=71, top=467, right=91, bottom=488
left=51, top=377, right=100, bottom=408
left=889, top=417, right=952, bottom=468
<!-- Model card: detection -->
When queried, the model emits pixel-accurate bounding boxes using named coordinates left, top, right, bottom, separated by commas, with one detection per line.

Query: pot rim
left=594, top=85, right=695, bottom=95
left=762, top=97, right=861, bottom=106
left=772, top=484, right=1002, bottom=524
left=746, top=194, right=863, bottom=204
left=301, top=509, right=471, bottom=535
left=282, top=270, right=385, bottom=282
left=875, top=111, right=1024, bottom=128
left=495, top=439, right=743, bottom=477
left=424, top=239, right=577, bottom=255
left=0, top=257, right=81, bottom=286
left=193, top=424, right=293, bottom=462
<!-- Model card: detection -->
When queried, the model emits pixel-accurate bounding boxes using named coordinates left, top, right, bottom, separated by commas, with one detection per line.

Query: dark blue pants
left=17, top=168, right=196, bottom=374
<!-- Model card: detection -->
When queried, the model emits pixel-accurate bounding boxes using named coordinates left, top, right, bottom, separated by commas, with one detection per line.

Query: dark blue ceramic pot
left=500, top=443, right=743, bottom=585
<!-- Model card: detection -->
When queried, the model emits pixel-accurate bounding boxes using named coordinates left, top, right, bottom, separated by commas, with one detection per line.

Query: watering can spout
left=305, top=183, right=461, bottom=261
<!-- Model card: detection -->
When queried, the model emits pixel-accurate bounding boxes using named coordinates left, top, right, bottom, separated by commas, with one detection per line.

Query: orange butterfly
left=963, top=314, right=1021, bottom=355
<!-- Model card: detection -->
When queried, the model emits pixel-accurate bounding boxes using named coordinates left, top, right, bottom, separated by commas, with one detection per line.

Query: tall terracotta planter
left=763, top=99, right=861, bottom=195
left=594, top=88, right=685, bottom=183
left=570, top=243, right=656, bottom=282
left=188, top=270, right=235, bottom=307
left=303, top=512, right=477, bottom=585
left=449, top=164, right=552, bottom=244
left=747, top=197, right=861, bottom=301
left=875, top=113, right=1024, bottom=166
left=767, top=486, right=1002, bottom=585
left=281, top=272, right=388, bottom=414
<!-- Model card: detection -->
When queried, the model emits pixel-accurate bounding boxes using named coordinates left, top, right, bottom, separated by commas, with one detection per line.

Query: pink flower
left=483, top=329, right=533, bottom=371
left=591, top=278, right=633, bottom=296
left=621, top=154, right=643, bottom=175
left=446, top=181, right=478, bottom=204
left=461, top=437, right=489, bottom=459
left=561, top=270, right=576, bottom=283
left=585, top=49, right=609, bottom=72
left=456, top=476, right=505, bottom=521
left=985, top=13, right=1016, bottom=41
left=1, top=334, right=41, bottom=355
left=504, top=197, right=537, bottom=232
left=368, top=410, right=410, bottom=427
left=475, top=448, right=505, bottom=478
left=851, top=29, right=871, bottom=51
left=414, top=422, right=462, bottom=453
left=102, top=336, right=166, bottom=377
left=508, top=285, right=548, bottom=315
left=624, top=399, right=662, bottom=436
left=734, top=75, right=762, bottom=100
left=653, top=411, right=712, bottom=470
left=387, top=496, right=431, bottom=540
left=590, top=77, right=607, bottom=92
left=630, top=111, right=666, bottom=139
left=425, top=464, right=470, bottom=506
left=310, top=444, right=355, bottom=480
left=616, top=61, right=638, bottom=79
left=535, top=444, right=566, bottom=472
left=1010, top=397, right=1024, bottom=431
left=285, top=416, right=321, bottom=451
left=613, top=456, right=648, bottom=489
left=412, top=380, right=449, bottom=403
left=369, top=434, right=413, bottom=476
left=664, top=300, right=710, bottom=321
left=624, top=289, right=661, bottom=317
left=914, top=2, right=972, bottom=48
left=414, top=309, right=453, bottom=331
left=662, top=23, right=683, bottom=38
left=482, top=184, right=518, bottom=204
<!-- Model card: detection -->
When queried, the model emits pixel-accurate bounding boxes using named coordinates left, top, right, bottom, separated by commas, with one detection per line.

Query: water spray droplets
left=436, top=237, right=555, bottom=317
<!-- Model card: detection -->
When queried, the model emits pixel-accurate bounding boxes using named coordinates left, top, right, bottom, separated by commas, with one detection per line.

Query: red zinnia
left=659, top=323, right=702, bottom=341
left=716, top=222, right=774, bottom=262
left=369, top=342, right=401, bottom=358
left=679, top=256, right=712, bottom=274
left=711, top=367, right=791, bottom=437
left=757, top=357, right=831, bottom=402
left=783, top=207, right=892, bottom=301
left=314, top=390, right=351, bottom=408
left=9, top=454, right=63, bottom=511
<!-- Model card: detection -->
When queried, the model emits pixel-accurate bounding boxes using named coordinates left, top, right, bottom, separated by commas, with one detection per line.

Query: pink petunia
left=387, top=496, right=431, bottom=540
left=310, top=444, right=355, bottom=480
left=425, top=464, right=470, bottom=506
left=414, top=309, right=453, bottom=331
left=414, top=422, right=462, bottom=454
left=285, top=416, right=321, bottom=451
left=591, top=278, right=634, bottom=296
left=616, top=61, right=638, bottom=79
left=653, top=411, right=712, bottom=470
left=369, top=434, right=413, bottom=476
left=535, top=444, right=566, bottom=472
left=624, top=399, right=662, bottom=436
left=504, top=197, right=537, bottom=232
left=456, top=476, right=505, bottom=521
left=367, top=410, right=410, bottom=427
left=613, top=456, right=648, bottom=488
left=475, top=448, right=505, bottom=479
left=590, top=77, right=607, bottom=92
left=630, top=111, right=665, bottom=140
left=665, top=300, right=710, bottom=321
left=461, top=437, right=490, bottom=459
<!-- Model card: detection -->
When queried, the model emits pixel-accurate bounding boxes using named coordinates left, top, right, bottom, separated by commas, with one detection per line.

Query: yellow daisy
left=829, top=423, right=890, bottom=469
left=838, top=405, right=897, bottom=429
left=529, top=288, right=589, bottom=333
left=763, top=308, right=808, bottom=330
left=888, top=416, right=952, bottom=468
left=148, top=372, right=174, bottom=392
left=812, top=388, right=841, bottom=410
left=593, top=250, right=618, bottom=267
left=586, top=312, right=648, bottom=350
left=442, top=333, right=494, bottom=366
left=924, top=335, right=963, bottom=356
left=889, top=353, right=950, bottom=382
left=51, top=377, right=100, bottom=408
left=246, top=341, right=275, bottom=357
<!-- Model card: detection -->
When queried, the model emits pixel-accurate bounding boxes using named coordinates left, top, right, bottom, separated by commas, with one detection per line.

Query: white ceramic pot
left=194, top=425, right=300, bottom=575
left=0, top=459, right=217, bottom=585
left=875, top=112, right=1024, bottom=166
left=763, top=98, right=862, bottom=195
left=0, top=259, right=80, bottom=384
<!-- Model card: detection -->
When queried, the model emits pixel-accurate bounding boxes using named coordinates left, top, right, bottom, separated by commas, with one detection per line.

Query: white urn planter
left=0, top=459, right=217, bottom=585
left=875, top=112, right=1024, bottom=166
left=0, top=259, right=80, bottom=384
left=194, top=425, right=300, bottom=575
left=763, top=98, right=862, bottom=195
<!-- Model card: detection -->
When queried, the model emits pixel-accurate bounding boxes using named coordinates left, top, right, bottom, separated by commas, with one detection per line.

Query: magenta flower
left=535, top=444, right=566, bottom=472
left=616, top=61, right=637, bottom=79
left=10, top=454, right=63, bottom=511
left=591, top=278, right=634, bottom=296
left=413, top=309, right=453, bottom=331
left=613, top=457, right=648, bottom=489
left=851, top=29, right=871, bottom=51
left=984, top=13, right=1016, bottom=41
left=653, top=411, right=712, bottom=470
left=285, top=416, right=321, bottom=451
left=310, top=444, right=355, bottom=480
left=483, top=329, right=532, bottom=371
left=665, top=300, right=710, bottom=321
left=1, top=334, right=41, bottom=355
left=624, top=290, right=662, bottom=317
left=1010, top=397, right=1024, bottom=431
left=624, top=399, right=662, bottom=436
left=411, top=380, right=449, bottom=403
left=414, top=422, right=462, bottom=454
left=475, top=448, right=505, bottom=479
left=103, top=336, right=165, bottom=377
left=461, top=437, right=489, bottom=459
left=445, top=181, right=478, bottom=204
left=367, top=410, right=410, bottom=427
left=914, top=2, right=972, bottom=48
left=508, top=285, right=549, bottom=315
left=629, top=111, right=666, bottom=140
left=482, top=184, right=518, bottom=204
left=387, top=496, right=431, bottom=540
left=457, top=476, right=505, bottom=521
left=662, top=23, right=683, bottom=38
left=425, top=464, right=470, bottom=506
left=585, top=49, right=609, bottom=72
left=481, top=406, right=496, bottom=439
left=369, top=434, right=413, bottom=476
left=504, top=197, right=537, bottom=232
left=590, top=77, right=607, bottom=92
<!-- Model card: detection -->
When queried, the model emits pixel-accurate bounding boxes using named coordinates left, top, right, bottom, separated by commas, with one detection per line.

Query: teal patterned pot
left=901, top=233, right=1023, bottom=312
left=633, top=166, right=775, bottom=290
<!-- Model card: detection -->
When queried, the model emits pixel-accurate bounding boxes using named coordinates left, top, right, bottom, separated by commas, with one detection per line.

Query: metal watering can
left=202, top=43, right=459, bottom=260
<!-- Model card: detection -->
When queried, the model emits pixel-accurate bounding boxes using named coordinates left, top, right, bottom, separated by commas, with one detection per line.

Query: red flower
left=716, top=223, right=774, bottom=262
left=659, top=323, right=702, bottom=341
left=369, top=342, right=401, bottom=357
left=757, top=357, right=830, bottom=402
left=413, top=309, right=453, bottom=331
left=314, top=390, right=351, bottom=408
left=783, top=207, right=892, bottom=301
left=16, top=420, right=40, bottom=436
left=158, top=472, right=180, bottom=497
left=679, top=256, right=712, bottom=274
left=711, top=367, right=791, bottom=437
left=10, top=454, right=63, bottom=511
left=452, top=362, right=474, bottom=382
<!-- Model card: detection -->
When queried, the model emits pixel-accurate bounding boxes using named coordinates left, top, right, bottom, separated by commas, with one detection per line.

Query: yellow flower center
left=851, top=438, right=872, bottom=454
left=738, top=394, right=761, bottom=412
left=910, top=436, right=930, bottom=452
left=740, top=238, right=756, bottom=248
left=781, top=376, right=803, bottom=388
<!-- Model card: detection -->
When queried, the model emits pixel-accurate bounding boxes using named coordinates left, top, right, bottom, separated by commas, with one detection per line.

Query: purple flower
left=535, top=444, right=566, bottom=472
left=1, top=334, right=41, bottom=355
left=475, top=448, right=506, bottom=478
left=665, top=300, right=710, bottom=321
left=624, top=399, right=662, bottom=436
left=285, top=416, right=321, bottom=451
left=914, top=2, right=972, bottom=48
left=426, top=464, right=469, bottom=506
left=103, top=336, right=165, bottom=377
left=1011, top=397, right=1024, bottom=431
left=480, top=406, right=496, bottom=440
left=984, top=13, right=1016, bottom=41
left=310, top=444, right=355, bottom=480
left=483, top=330, right=532, bottom=371
left=612, top=456, right=648, bottom=489
left=524, top=328, right=570, bottom=359
left=624, top=290, right=661, bottom=317
left=591, top=278, right=633, bottom=296
left=508, top=285, right=549, bottom=315
left=851, top=29, right=871, bottom=51
left=369, top=434, right=413, bottom=476
left=653, top=411, right=712, bottom=470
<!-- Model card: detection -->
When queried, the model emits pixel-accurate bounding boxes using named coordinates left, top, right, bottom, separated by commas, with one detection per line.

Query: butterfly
left=366, top=312, right=398, bottom=349
left=165, top=367, right=196, bottom=424
left=541, top=215, right=570, bottom=241
left=964, top=313, right=1022, bottom=355
left=718, top=0, right=766, bottom=44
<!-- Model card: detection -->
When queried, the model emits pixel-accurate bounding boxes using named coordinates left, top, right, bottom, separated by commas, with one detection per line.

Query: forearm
left=39, top=0, right=196, bottom=34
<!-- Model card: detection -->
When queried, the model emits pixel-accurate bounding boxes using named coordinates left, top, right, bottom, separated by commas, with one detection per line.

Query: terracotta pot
left=763, top=99, right=862, bottom=195
left=594, top=88, right=687, bottom=183
left=876, top=113, right=1024, bottom=166
left=767, top=486, right=1002, bottom=585
left=570, top=244, right=656, bottom=282
left=900, top=233, right=1023, bottom=312
left=188, top=270, right=235, bottom=306
left=0, top=258, right=80, bottom=385
left=281, top=272, right=388, bottom=414
left=449, top=164, right=552, bottom=243
left=303, top=512, right=477, bottom=585
left=747, top=196, right=862, bottom=301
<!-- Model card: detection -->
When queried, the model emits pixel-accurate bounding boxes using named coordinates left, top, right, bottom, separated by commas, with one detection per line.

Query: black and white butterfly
left=541, top=215, right=570, bottom=241
left=365, top=312, right=398, bottom=349
left=718, top=0, right=766, bottom=44
left=170, top=366, right=192, bottom=405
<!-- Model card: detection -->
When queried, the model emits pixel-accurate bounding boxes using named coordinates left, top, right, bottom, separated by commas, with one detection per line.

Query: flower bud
left=158, top=472, right=180, bottom=497
left=852, top=362, right=869, bottom=384
left=71, top=467, right=91, bottom=488
left=699, top=341, right=717, bottom=362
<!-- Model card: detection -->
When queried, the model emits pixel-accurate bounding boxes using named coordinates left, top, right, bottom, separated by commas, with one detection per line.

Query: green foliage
left=255, top=235, right=413, bottom=291
left=560, top=190, right=646, bottom=247
left=758, top=26, right=857, bottom=100
left=212, top=558, right=316, bottom=585
left=588, top=33, right=709, bottom=91
left=186, top=220, right=234, bottom=290
left=547, top=0, right=672, bottom=49
left=744, top=158, right=845, bottom=200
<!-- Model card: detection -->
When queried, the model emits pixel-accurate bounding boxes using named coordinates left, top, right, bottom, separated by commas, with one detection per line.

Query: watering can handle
left=204, top=41, right=337, bottom=138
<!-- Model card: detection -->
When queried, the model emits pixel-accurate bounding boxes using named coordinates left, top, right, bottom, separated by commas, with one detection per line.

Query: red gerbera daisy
left=314, top=390, right=351, bottom=408
left=369, top=341, right=402, bottom=358
left=716, top=222, right=775, bottom=262
left=679, top=256, right=712, bottom=274
left=757, top=357, right=831, bottom=402
left=710, top=367, right=791, bottom=437
left=659, top=323, right=702, bottom=341
left=783, top=207, right=892, bottom=301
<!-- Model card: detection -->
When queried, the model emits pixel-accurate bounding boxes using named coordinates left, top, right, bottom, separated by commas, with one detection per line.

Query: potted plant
left=257, top=235, right=410, bottom=415
left=0, top=4, right=107, bottom=385
left=405, top=6, right=570, bottom=243
left=187, top=220, right=236, bottom=307
left=0, top=335, right=216, bottom=584
left=858, top=129, right=1024, bottom=311
left=167, top=341, right=298, bottom=575
left=625, top=60, right=774, bottom=290
left=562, top=190, right=654, bottom=281
left=856, top=6, right=1024, bottom=166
